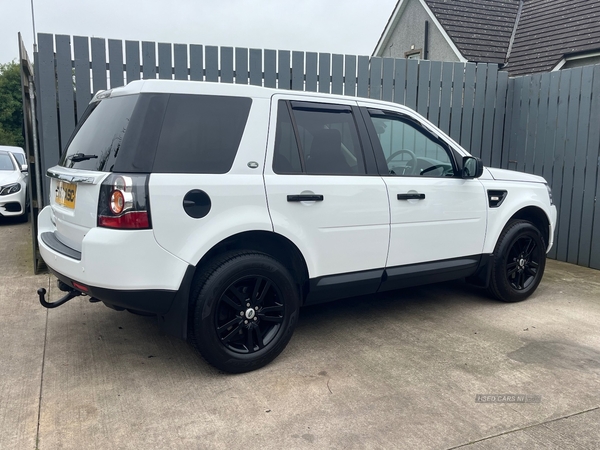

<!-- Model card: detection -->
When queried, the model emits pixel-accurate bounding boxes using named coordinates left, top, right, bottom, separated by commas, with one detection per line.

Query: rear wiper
left=67, top=153, right=98, bottom=163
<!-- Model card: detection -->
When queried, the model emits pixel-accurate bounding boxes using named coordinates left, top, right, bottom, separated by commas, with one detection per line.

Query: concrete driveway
left=1, top=216, right=599, bottom=450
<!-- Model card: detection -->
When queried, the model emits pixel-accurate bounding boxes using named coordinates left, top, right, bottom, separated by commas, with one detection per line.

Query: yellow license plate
left=56, top=181, right=77, bottom=209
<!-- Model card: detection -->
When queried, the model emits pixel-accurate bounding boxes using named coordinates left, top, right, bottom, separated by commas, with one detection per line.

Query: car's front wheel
left=488, top=220, right=546, bottom=302
left=190, top=252, right=300, bottom=373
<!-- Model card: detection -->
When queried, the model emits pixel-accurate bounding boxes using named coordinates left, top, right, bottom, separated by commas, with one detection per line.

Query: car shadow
left=0, top=214, right=29, bottom=226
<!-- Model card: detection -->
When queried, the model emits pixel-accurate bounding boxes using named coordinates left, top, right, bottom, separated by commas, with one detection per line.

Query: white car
left=37, top=80, right=557, bottom=373
left=0, top=149, right=28, bottom=221
left=0, top=145, right=28, bottom=172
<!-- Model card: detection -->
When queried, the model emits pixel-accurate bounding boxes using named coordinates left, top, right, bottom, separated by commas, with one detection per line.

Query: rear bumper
left=46, top=264, right=195, bottom=340
left=48, top=266, right=178, bottom=314
left=38, top=205, right=189, bottom=291
left=38, top=205, right=196, bottom=339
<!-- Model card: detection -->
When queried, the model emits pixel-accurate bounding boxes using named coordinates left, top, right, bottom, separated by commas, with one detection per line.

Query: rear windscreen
left=60, top=95, right=138, bottom=171
left=60, top=92, right=252, bottom=174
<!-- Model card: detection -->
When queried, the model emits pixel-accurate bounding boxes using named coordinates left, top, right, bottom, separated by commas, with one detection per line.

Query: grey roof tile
left=424, top=0, right=520, bottom=64
left=505, top=0, right=600, bottom=75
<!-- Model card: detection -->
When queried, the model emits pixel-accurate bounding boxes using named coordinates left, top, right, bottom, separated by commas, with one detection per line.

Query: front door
left=360, top=105, right=487, bottom=269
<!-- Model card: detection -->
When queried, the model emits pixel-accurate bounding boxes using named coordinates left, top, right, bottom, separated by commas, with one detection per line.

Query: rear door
left=264, top=96, right=390, bottom=293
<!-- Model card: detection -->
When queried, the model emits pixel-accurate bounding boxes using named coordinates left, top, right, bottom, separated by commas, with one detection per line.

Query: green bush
left=0, top=61, right=24, bottom=148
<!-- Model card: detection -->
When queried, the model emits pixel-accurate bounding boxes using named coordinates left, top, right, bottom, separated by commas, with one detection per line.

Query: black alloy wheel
left=190, top=252, right=299, bottom=373
left=488, top=220, right=546, bottom=302
left=505, top=235, right=542, bottom=291
left=215, top=275, right=285, bottom=354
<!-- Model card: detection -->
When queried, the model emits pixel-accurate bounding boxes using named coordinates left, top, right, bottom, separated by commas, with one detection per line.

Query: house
left=373, top=0, right=600, bottom=76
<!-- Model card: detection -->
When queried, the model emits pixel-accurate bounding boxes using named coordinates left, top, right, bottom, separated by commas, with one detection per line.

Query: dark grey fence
left=504, top=66, right=600, bottom=268
left=34, top=34, right=507, bottom=187
left=31, top=33, right=600, bottom=270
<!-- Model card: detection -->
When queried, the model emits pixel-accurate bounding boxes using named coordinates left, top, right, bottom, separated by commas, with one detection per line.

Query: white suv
left=37, top=80, right=557, bottom=373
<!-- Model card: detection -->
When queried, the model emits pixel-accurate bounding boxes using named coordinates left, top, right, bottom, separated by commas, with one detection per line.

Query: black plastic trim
left=48, top=267, right=177, bottom=315
left=287, top=194, right=324, bottom=202
left=397, top=193, right=425, bottom=200
left=488, top=190, right=508, bottom=208
left=3, top=202, right=23, bottom=213
left=41, top=232, right=82, bottom=260
left=158, top=264, right=196, bottom=340
left=352, top=105, right=380, bottom=175
left=305, top=255, right=485, bottom=304
left=379, top=255, right=481, bottom=292
left=48, top=265, right=196, bottom=340
left=305, top=268, right=384, bottom=305
left=465, top=254, right=494, bottom=287
left=290, top=101, right=351, bottom=112
left=359, top=107, right=390, bottom=175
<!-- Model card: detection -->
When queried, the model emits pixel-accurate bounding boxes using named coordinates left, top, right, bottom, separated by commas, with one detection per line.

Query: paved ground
left=1, top=216, right=599, bottom=450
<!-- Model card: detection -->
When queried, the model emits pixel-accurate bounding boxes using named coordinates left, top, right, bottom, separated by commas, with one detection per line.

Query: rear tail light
left=98, top=174, right=151, bottom=229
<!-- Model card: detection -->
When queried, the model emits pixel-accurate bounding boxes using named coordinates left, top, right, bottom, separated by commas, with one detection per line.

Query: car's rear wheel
left=190, top=252, right=299, bottom=373
left=488, top=220, right=546, bottom=302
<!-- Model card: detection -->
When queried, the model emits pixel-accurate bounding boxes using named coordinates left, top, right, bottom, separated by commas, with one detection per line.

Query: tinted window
left=152, top=94, right=252, bottom=174
left=290, top=103, right=365, bottom=175
left=273, top=101, right=302, bottom=174
left=369, top=112, right=455, bottom=177
left=60, top=95, right=138, bottom=171
left=112, top=93, right=169, bottom=173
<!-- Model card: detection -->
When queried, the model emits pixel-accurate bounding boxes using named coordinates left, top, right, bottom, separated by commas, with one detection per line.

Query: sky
left=2, top=0, right=397, bottom=65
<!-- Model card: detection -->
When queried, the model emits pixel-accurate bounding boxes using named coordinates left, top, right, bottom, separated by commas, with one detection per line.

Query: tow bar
left=37, top=287, right=83, bottom=309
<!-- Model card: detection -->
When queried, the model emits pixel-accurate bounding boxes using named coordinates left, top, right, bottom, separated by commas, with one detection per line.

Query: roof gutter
left=505, top=0, right=524, bottom=64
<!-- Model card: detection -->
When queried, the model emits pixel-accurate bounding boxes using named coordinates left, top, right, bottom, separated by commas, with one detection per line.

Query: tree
left=0, top=61, right=24, bottom=148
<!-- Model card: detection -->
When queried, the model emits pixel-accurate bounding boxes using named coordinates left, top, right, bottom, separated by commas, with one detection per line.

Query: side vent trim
left=488, top=190, right=508, bottom=208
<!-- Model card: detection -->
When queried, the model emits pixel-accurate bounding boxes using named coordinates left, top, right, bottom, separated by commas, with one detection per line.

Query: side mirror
left=462, top=156, right=483, bottom=179
left=21, top=164, right=28, bottom=172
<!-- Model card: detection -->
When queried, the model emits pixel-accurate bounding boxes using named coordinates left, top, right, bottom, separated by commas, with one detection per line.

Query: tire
left=190, top=251, right=300, bottom=373
left=488, top=220, right=546, bottom=302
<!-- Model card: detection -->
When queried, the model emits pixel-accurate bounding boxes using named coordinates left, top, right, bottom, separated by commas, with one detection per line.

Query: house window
left=405, top=49, right=422, bottom=60
left=555, top=51, right=600, bottom=71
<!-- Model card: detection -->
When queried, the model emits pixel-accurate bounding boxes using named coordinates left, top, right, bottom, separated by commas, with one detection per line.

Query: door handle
left=397, top=193, right=425, bottom=200
left=287, top=194, right=324, bottom=202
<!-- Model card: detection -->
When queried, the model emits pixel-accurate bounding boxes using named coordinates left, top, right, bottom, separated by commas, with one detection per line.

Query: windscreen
left=11, top=153, right=26, bottom=166
left=0, top=153, right=16, bottom=171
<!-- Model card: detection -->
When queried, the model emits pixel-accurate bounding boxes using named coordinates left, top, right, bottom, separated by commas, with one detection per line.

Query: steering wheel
left=386, top=149, right=418, bottom=175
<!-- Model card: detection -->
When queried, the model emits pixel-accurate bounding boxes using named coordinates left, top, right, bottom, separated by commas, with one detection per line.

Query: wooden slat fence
left=32, top=33, right=600, bottom=270
left=505, top=66, right=600, bottom=268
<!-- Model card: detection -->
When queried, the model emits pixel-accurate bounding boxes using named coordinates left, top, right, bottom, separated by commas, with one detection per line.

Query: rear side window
left=152, top=94, right=252, bottom=174
left=60, top=93, right=251, bottom=174
left=273, top=101, right=366, bottom=176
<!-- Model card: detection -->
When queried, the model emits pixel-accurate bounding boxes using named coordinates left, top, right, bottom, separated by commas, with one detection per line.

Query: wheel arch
left=506, top=206, right=551, bottom=249
left=193, top=230, right=310, bottom=302
left=468, top=206, right=551, bottom=289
